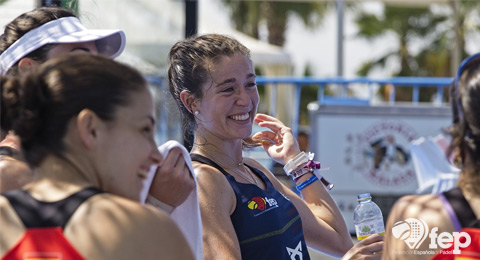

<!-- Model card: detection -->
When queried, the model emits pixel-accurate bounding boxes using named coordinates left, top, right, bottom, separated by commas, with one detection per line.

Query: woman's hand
left=341, top=234, right=384, bottom=260
left=252, top=113, right=301, bottom=164
left=148, top=148, right=195, bottom=208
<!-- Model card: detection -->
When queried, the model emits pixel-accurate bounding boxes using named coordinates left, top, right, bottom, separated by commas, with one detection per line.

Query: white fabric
left=140, top=140, right=203, bottom=260
left=0, top=17, right=126, bottom=75
left=410, top=135, right=460, bottom=194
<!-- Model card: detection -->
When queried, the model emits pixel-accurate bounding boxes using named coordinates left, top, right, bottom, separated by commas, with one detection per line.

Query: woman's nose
left=236, top=87, right=251, bottom=106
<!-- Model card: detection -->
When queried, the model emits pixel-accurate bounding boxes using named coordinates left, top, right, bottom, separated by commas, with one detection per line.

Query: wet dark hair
left=167, top=33, right=256, bottom=148
left=448, top=55, right=480, bottom=193
left=0, top=7, right=76, bottom=76
left=1, top=54, right=147, bottom=166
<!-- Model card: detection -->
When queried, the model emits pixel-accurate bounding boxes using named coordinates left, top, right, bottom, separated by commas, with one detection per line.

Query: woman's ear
left=18, top=58, right=39, bottom=74
left=180, top=90, right=198, bottom=114
left=76, top=109, right=100, bottom=150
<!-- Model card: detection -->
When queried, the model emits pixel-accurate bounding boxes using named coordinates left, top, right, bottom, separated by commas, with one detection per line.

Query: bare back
left=0, top=192, right=194, bottom=260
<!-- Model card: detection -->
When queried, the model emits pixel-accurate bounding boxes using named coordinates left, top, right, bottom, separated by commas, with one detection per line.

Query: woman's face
left=47, top=41, right=98, bottom=59
left=195, top=53, right=259, bottom=141
left=98, top=87, right=161, bottom=201
left=17, top=42, right=99, bottom=74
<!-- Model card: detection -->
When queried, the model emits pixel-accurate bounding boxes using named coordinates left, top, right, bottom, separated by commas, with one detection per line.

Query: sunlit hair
left=1, top=54, right=147, bottom=166
left=0, top=7, right=76, bottom=76
left=168, top=33, right=263, bottom=149
left=447, top=53, right=480, bottom=193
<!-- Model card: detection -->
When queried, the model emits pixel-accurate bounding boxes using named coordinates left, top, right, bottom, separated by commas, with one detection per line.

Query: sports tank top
left=191, top=154, right=311, bottom=260
left=1, top=187, right=103, bottom=260
left=438, top=187, right=479, bottom=230
left=431, top=188, right=480, bottom=259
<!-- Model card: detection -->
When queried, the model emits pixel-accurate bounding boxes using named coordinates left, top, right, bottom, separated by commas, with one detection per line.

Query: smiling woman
left=0, top=54, right=193, bottom=260
left=168, top=33, right=354, bottom=259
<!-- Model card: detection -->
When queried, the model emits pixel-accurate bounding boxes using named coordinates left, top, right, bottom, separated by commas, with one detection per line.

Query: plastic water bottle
left=353, top=193, right=385, bottom=240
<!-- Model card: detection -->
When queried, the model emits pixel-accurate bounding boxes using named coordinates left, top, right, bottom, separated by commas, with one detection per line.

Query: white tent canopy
left=198, top=17, right=291, bottom=68
left=77, top=0, right=292, bottom=75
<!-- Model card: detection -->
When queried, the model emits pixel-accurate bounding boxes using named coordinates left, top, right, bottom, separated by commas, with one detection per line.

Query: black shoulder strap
left=0, top=146, right=25, bottom=161
left=443, top=187, right=479, bottom=228
left=3, top=187, right=103, bottom=229
left=190, top=153, right=230, bottom=176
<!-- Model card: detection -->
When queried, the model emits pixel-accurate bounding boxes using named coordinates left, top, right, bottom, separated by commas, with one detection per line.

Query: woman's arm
left=252, top=113, right=353, bottom=257
left=249, top=159, right=353, bottom=257
left=193, top=163, right=242, bottom=259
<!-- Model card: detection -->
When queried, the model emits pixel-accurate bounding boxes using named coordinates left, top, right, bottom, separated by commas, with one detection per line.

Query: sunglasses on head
left=454, top=53, right=480, bottom=123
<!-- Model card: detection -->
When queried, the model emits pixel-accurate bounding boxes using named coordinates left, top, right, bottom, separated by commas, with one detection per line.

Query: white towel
left=140, top=140, right=203, bottom=260
left=410, top=135, right=460, bottom=194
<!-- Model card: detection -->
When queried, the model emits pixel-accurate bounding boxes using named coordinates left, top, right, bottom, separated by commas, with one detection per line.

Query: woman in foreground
left=0, top=54, right=193, bottom=260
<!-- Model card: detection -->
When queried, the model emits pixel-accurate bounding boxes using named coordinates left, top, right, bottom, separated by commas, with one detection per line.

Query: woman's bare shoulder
left=71, top=193, right=174, bottom=228
left=390, top=194, right=444, bottom=220
left=192, top=160, right=233, bottom=192
left=387, top=193, right=451, bottom=230
left=66, top=193, right=193, bottom=259
left=192, top=160, right=236, bottom=212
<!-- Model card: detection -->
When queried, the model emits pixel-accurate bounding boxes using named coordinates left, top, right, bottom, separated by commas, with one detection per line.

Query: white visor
left=0, top=16, right=126, bottom=75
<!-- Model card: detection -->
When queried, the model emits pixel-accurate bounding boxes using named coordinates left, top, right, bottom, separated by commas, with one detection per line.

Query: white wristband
left=283, top=151, right=309, bottom=176
left=146, top=194, right=175, bottom=214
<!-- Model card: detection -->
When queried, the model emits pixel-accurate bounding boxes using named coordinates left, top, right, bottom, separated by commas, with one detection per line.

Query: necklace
left=195, top=146, right=259, bottom=186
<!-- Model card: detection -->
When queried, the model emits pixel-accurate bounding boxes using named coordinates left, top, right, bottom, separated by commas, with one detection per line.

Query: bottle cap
left=357, top=193, right=372, bottom=202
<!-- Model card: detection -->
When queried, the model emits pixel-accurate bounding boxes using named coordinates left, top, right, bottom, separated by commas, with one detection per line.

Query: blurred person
left=298, top=130, right=310, bottom=152
left=0, top=7, right=200, bottom=258
left=0, top=6, right=195, bottom=220
left=384, top=53, right=480, bottom=259
left=168, top=33, right=355, bottom=259
left=0, top=6, right=125, bottom=192
left=0, top=54, right=194, bottom=260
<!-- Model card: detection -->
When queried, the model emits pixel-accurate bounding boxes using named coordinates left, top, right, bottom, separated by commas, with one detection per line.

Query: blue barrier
left=255, top=76, right=454, bottom=137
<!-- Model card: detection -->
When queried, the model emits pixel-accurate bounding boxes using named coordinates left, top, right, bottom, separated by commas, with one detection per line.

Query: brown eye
left=143, top=126, right=153, bottom=134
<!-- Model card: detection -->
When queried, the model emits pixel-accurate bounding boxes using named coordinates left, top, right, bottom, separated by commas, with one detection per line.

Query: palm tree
left=355, top=5, right=447, bottom=77
left=416, top=0, right=480, bottom=76
left=222, top=1, right=263, bottom=39
left=354, top=2, right=479, bottom=102
left=221, top=0, right=328, bottom=47
left=354, top=5, right=444, bottom=102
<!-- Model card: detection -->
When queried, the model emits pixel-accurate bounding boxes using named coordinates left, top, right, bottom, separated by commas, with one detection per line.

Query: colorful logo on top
left=247, top=196, right=279, bottom=217
left=247, top=197, right=266, bottom=210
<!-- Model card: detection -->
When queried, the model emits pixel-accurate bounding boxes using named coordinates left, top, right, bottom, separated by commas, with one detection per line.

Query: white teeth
left=137, top=169, right=148, bottom=179
left=230, top=113, right=249, bottom=121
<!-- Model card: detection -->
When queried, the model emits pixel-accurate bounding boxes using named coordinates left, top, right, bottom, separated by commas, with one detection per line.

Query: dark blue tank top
left=191, top=154, right=311, bottom=260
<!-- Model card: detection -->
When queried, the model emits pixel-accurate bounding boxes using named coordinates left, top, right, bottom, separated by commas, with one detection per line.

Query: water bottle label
left=355, top=220, right=385, bottom=240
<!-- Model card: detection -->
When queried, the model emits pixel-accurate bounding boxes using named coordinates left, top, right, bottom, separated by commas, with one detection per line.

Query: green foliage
left=254, top=66, right=268, bottom=114
left=355, top=13, right=385, bottom=39
left=298, top=63, right=335, bottom=125
left=353, top=2, right=480, bottom=102
left=221, top=0, right=329, bottom=46
left=61, top=0, right=79, bottom=15
left=223, top=0, right=262, bottom=39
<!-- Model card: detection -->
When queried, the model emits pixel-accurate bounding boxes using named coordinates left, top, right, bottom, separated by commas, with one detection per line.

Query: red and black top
left=1, top=187, right=102, bottom=260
